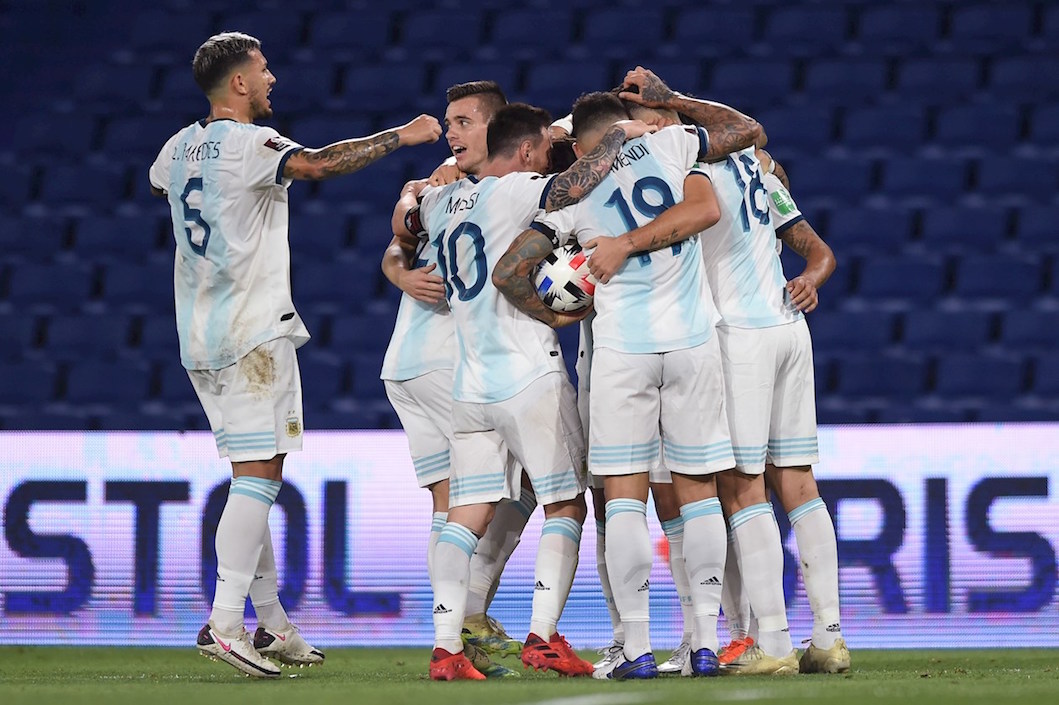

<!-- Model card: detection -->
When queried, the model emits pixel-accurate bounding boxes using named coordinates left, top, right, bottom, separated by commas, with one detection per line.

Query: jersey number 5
left=180, top=178, right=212, bottom=256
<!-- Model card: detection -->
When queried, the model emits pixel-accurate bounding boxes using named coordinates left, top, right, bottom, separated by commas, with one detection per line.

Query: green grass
left=0, top=647, right=1055, bottom=705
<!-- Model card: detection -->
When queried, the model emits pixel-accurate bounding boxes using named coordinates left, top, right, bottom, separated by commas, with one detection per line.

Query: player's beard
left=249, top=88, right=273, bottom=120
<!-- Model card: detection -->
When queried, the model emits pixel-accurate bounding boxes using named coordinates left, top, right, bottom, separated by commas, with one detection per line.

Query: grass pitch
left=0, top=647, right=1055, bottom=705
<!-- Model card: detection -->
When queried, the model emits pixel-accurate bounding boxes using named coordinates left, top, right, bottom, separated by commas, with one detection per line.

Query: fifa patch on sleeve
left=770, top=187, right=797, bottom=216
left=264, top=136, right=294, bottom=152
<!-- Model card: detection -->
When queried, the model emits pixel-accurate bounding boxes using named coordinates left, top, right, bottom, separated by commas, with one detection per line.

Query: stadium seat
left=856, top=257, right=946, bottom=305
left=1031, top=353, right=1059, bottom=396
left=879, top=157, right=968, bottom=203
left=329, top=307, right=396, bottom=353
left=834, top=353, right=927, bottom=399
left=709, top=60, right=795, bottom=110
left=217, top=11, right=304, bottom=58
left=138, top=317, right=180, bottom=361
left=43, top=313, right=134, bottom=361
left=762, top=5, right=849, bottom=56
left=64, top=359, right=152, bottom=405
left=808, top=310, right=895, bottom=352
left=0, top=312, right=39, bottom=362
left=485, top=9, right=576, bottom=59
left=784, top=156, right=873, bottom=203
left=948, top=2, right=1033, bottom=54
left=578, top=8, right=666, bottom=58
left=267, top=63, right=339, bottom=112
left=826, top=204, right=912, bottom=255
left=101, top=114, right=176, bottom=162
left=1027, top=103, right=1059, bottom=148
left=665, top=6, right=755, bottom=57
left=0, top=215, right=69, bottom=263
left=349, top=352, right=387, bottom=401
left=291, top=258, right=379, bottom=313
left=894, top=58, right=980, bottom=104
left=352, top=213, right=400, bottom=255
left=37, top=163, right=127, bottom=209
left=874, top=403, right=968, bottom=424
left=1014, top=206, right=1059, bottom=254
left=308, top=9, right=392, bottom=60
left=951, top=254, right=1040, bottom=302
left=933, top=353, right=1024, bottom=400
left=433, top=63, right=519, bottom=98
left=286, top=114, right=374, bottom=150
left=975, top=403, right=1059, bottom=423
left=754, top=107, right=834, bottom=156
left=102, top=261, right=175, bottom=313
left=14, top=113, right=97, bottom=159
left=855, top=4, right=943, bottom=54
left=75, top=63, right=156, bottom=109
left=0, top=167, right=32, bottom=210
left=313, top=158, right=409, bottom=206
left=802, top=58, right=889, bottom=105
left=0, top=408, right=91, bottom=431
left=290, top=212, right=352, bottom=260
left=399, top=10, right=484, bottom=57
left=978, top=157, right=1058, bottom=206
left=901, top=310, right=993, bottom=352
left=842, top=105, right=927, bottom=152
left=917, top=205, right=1009, bottom=254
left=1000, top=309, right=1059, bottom=351
left=126, top=10, right=213, bottom=54
left=523, top=61, right=609, bottom=108
left=299, top=351, right=347, bottom=399
left=986, top=56, right=1059, bottom=103
left=5, top=262, right=94, bottom=311
left=339, top=63, right=429, bottom=111
left=934, top=105, right=1020, bottom=153
left=0, top=361, right=57, bottom=405
left=72, top=213, right=165, bottom=264
left=155, top=362, right=198, bottom=406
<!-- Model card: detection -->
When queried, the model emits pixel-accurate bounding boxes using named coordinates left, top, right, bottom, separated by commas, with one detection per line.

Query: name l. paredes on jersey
left=170, top=140, right=222, bottom=163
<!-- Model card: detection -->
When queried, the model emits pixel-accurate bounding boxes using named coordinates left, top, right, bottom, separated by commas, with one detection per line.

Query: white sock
left=210, top=477, right=280, bottom=634
left=432, top=522, right=478, bottom=654
left=730, top=504, right=791, bottom=656
left=427, top=512, right=447, bottom=591
left=528, top=516, right=582, bottom=638
left=596, top=519, right=624, bottom=644
left=720, top=529, right=750, bottom=641
left=605, top=499, right=653, bottom=660
left=790, top=497, right=842, bottom=649
left=249, top=525, right=290, bottom=631
left=467, top=487, right=535, bottom=615
left=661, top=517, right=693, bottom=644
left=680, top=497, right=727, bottom=654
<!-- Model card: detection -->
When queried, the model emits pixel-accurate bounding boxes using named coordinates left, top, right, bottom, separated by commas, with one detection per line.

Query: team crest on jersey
left=285, top=412, right=302, bottom=437
left=264, top=136, right=293, bottom=152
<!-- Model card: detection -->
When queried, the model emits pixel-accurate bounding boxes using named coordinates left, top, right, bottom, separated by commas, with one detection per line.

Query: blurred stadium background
left=2, top=0, right=1057, bottom=432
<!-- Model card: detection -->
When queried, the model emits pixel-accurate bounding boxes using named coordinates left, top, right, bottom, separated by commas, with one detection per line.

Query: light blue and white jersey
left=380, top=236, right=455, bottom=382
left=419, top=172, right=566, bottom=404
left=696, top=147, right=803, bottom=329
left=536, top=125, right=716, bottom=354
left=149, top=120, right=309, bottom=370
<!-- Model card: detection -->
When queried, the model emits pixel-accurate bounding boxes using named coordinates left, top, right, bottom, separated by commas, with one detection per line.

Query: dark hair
left=548, top=137, right=577, bottom=174
left=486, top=103, right=552, bottom=158
left=571, top=91, right=630, bottom=139
left=192, top=32, right=261, bottom=95
left=445, top=80, right=508, bottom=116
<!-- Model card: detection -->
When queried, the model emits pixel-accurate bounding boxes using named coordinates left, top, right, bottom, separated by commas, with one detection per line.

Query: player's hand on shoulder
left=399, top=262, right=446, bottom=304
left=396, top=114, right=443, bottom=147
left=614, top=119, right=657, bottom=141
left=786, top=275, right=819, bottom=313
left=428, top=162, right=464, bottom=186
left=584, top=236, right=633, bottom=284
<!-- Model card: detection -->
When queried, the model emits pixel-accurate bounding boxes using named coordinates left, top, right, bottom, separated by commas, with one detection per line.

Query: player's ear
left=572, top=141, right=584, bottom=159
left=230, top=70, right=248, bottom=97
left=520, top=139, right=534, bottom=164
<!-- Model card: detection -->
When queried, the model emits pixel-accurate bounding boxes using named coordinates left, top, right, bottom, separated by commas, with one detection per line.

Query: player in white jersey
left=381, top=81, right=532, bottom=677
left=402, top=103, right=653, bottom=680
left=148, top=32, right=440, bottom=678
left=497, top=85, right=762, bottom=680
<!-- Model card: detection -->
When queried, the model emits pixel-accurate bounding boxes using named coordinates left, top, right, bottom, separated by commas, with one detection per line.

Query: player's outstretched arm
left=544, top=119, right=656, bottom=212
left=494, top=228, right=588, bottom=328
left=584, top=173, right=720, bottom=284
left=283, top=114, right=441, bottom=180
left=619, top=66, right=761, bottom=162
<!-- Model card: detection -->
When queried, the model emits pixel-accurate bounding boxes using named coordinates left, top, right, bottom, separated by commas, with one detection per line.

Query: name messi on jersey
left=444, top=191, right=479, bottom=214
left=610, top=142, right=651, bottom=174
left=171, top=141, right=222, bottom=163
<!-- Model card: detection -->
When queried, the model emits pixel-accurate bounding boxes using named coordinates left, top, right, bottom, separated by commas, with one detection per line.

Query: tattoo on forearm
left=643, top=227, right=682, bottom=252
left=638, top=75, right=677, bottom=105
left=667, top=97, right=760, bottom=160
left=495, top=231, right=560, bottom=324
left=545, top=125, right=625, bottom=211
left=773, top=160, right=790, bottom=190
left=290, top=131, right=400, bottom=179
left=780, top=220, right=816, bottom=259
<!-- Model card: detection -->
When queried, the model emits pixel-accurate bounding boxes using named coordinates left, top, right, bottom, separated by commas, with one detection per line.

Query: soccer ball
left=534, top=242, right=596, bottom=313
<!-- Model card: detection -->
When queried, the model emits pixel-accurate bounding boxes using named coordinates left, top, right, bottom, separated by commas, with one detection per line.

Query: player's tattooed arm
left=619, top=66, right=762, bottom=162
left=544, top=120, right=656, bottom=212
left=779, top=219, right=836, bottom=313
left=494, top=229, right=585, bottom=328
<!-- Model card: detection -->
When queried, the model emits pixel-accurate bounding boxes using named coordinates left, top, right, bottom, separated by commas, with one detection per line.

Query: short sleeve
left=763, top=172, right=804, bottom=235
left=649, top=124, right=709, bottom=171
left=148, top=135, right=177, bottom=193
left=532, top=203, right=578, bottom=248
left=244, top=126, right=304, bottom=190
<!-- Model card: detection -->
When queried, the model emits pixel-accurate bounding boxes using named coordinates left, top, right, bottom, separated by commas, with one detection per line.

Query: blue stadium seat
left=523, top=61, right=609, bottom=107
left=1000, top=310, right=1059, bottom=351
left=14, top=113, right=97, bottom=159
left=155, top=362, right=198, bottom=406
left=313, top=158, right=408, bottom=205
left=64, top=359, right=152, bottom=405
left=339, top=63, right=429, bottom=111
left=855, top=5, right=942, bottom=54
left=286, top=114, right=374, bottom=150
left=826, top=205, right=912, bottom=255
left=0, top=360, right=58, bottom=405
left=308, top=10, right=392, bottom=60
left=917, top=205, right=1009, bottom=253
left=399, top=10, right=484, bottom=56
left=352, top=213, right=400, bottom=255
left=1042, top=4, right=1059, bottom=49
left=874, top=403, right=968, bottom=424
left=218, top=11, right=304, bottom=57
left=322, top=398, right=389, bottom=429
left=127, top=10, right=213, bottom=53
left=952, top=254, right=1040, bottom=302
left=103, top=261, right=174, bottom=313
left=709, top=60, right=795, bottom=109
left=808, top=310, right=895, bottom=352
left=0, top=408, right=90, bottom=431
left=815, top=397, right=873, bottom=425
left=37, top=163, right=127, bottom=209
left=802, top=58, right=889, bottom=105
left=986, top=56, right=1059, bottom=103
left=901, top=310, right=992, bottom=352
left=329, top=307, right=395, bottom=353
left=5, top=262, right=94, bottom=311
left=975, top=403, right=1059, bottom=423
left=948, top=3, right=1032, bottom=53
left=856, top=257, right=946, bottom=304
left=933, top=353, right=1024, bottom=400
left=665, top=6, right=755, bottom=57
left=291, top=258, right=378, bottom=312
left=486, top=9, right=575, bottom=58
left=1014, top=206, right=1059, bottom=254
left=138, top=317, right=179, bottom=360
left=785, top=156, right=872, bottom=203
left=978, top=157, right=1058, bottom=206
left=0, top=215, right=68, bottom=263
left=75, top=64, right=156, bottom=108
left=894, top=58, right=980, bottom=104
left=299, top=351, right=347, bottom=398
left=0, top=312, right=39, bottom=361
left=879, top=157, right=968, bottom=203
left=433, top=63, right=519, bottom=98
left=268, top=63, right=339, bottom=112
left=72, top=213, right=165, bottom=264
left=1027, top=103, right=1059, bottom=148
left=290, top=212, right=351, bottom=260
left=934, top=105, right=1020, bottom=153
left=754, top=107, right=834, bottom=155
left=156, top=67, right=205, bottom=112
left=835, top=353, right=927, bottom=399
left=579, top=8, right=666, bottom=57
left=100, top=115, right=176, bottom=162
left=842, top=105, right=927, bottom=152
left=0, top=167, right=31, bottom=210
left=350, top=352, right=387, bottom=400
left=43, top=313, right=133, bottom=361
left=762, top=5, right=849, bottom=56
left=1031, top=353, right=1059, bottom=396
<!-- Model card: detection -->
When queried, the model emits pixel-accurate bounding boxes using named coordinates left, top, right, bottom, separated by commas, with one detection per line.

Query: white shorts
left=719, top=319, right=820, bottom=475
left=384, top=369, right=455, bottom=488
left=588, top=338, right=734, bottom=478
left=189, top=337, right=304, bottom=463
left=450, top=372, right=587, bottom=507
